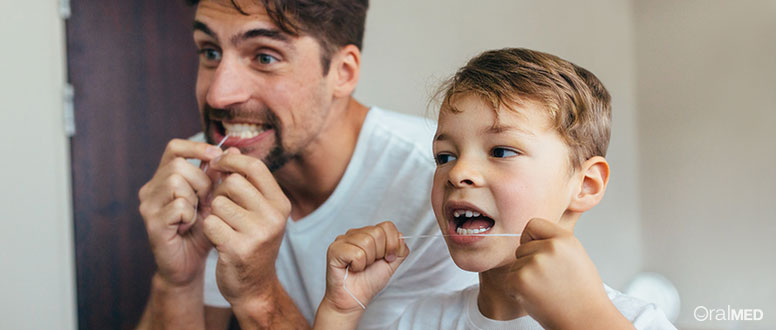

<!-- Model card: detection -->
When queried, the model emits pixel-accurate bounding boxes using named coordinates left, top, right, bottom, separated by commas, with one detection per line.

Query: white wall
left=635, top=0, right=776, bottom=329
left=357, top=0, right=644, bottom=290
left=0, top=2, right=77, bottom=330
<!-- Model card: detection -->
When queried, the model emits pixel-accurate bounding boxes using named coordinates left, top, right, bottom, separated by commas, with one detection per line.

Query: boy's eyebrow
left=483, top=124, right=535, bottom=136
left=434, top=133, right=450, bottom=142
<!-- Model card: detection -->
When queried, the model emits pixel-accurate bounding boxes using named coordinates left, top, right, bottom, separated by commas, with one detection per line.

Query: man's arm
left=137, top=273, right=206, bottom=330
left=230, top=280, right=310, bottom=329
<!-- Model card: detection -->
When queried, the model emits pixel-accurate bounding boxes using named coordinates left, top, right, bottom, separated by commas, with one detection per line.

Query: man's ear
left=330, top=44, right=361, bottom=98
left=568, top=156, right=610, bottom=213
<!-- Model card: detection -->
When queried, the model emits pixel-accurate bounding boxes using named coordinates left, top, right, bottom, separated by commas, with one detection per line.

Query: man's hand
left=313, top=222, right=409, bottom=329
left=203, top=148, right=293, bottom=312
left=139, top=138, right=223, bottom=287
left=507, top=218, right=633, bottom=330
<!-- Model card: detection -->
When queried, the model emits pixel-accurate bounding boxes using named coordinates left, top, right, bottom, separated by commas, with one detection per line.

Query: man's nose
left=206, top=57, right=251, bottom=109
left=447, top=157, right=484, bottom=188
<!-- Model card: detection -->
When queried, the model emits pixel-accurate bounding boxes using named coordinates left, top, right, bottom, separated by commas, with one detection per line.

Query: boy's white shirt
left=198, top=107, right=479, bottom=328
left=389, top=283, right=678, bottom=330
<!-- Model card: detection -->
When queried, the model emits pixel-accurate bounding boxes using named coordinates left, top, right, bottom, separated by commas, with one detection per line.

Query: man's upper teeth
left=222, top=122, right=266, bottom=139
left=453, top=209, right=482, bottom=218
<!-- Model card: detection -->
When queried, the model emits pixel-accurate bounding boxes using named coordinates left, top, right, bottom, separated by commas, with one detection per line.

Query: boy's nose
left=447, top=159, right=484, bottom=188
left=206, top=57, right=251, bottom=110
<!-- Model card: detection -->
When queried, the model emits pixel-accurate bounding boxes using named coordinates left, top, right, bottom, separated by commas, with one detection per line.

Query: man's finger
left=519, top=218, right=565, bottom=245
left=160, top=138, right=223, bottom=167
left=211, top=173, right=265, bottom=212
left=202, top=214, right=236, bottom=248
left=160, top=157, right=213, bottom=200
left=210, top=195, right=252, bottom=233
left=208, top=152, right=287, bottom=209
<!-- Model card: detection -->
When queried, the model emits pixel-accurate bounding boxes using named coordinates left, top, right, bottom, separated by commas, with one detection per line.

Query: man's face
left=193, top=0, right=336, bottom=171
left=431, top=94, right=577, bottom=272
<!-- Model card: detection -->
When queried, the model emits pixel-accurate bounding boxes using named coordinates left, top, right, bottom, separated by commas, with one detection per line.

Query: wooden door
left=66, top=1, right=201, bottom=329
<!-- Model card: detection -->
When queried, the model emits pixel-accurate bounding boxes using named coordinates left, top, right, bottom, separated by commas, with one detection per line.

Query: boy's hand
left=507, top=218, right=633, bottom=330
left=315, top=221, right=410, bottom=327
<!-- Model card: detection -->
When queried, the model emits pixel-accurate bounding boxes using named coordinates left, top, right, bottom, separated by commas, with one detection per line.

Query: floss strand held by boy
left=313, top=48, right=677, bottom=330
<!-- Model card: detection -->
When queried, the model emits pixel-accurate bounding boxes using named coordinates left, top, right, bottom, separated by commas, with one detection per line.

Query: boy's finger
left=519, top=218, right=565, bottom=244
left=377, top=221, right=400, bottom=261
left=514, top=239, right=548, bottom=259
left=342, top=232, right=378, bottom=267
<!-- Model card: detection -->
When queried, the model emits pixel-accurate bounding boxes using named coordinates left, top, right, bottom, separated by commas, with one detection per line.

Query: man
left=136, top=0, right=475, bottom=329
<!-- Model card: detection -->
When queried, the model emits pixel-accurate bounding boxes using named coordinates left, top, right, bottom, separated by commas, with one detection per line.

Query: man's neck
left=274, top=98, right=369, bottom=220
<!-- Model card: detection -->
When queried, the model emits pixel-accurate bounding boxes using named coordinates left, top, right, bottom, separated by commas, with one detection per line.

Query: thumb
left=519, top=218, right=563, bottom=245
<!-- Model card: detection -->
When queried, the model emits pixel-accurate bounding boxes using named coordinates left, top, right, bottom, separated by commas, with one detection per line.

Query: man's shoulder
left=366, top=107, right=436, bottom=156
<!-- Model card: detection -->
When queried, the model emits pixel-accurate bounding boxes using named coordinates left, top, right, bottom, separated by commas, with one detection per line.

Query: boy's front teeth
left=456, top=227, right=490, bottom=235
left=453, top=210, right=481, bottom=218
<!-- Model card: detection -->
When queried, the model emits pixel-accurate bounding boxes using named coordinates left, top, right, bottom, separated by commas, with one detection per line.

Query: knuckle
left=169, top=157, right=188, bottom=172
left=172, top=198, right=189, bottom=210
left=165, top=139, right=182, bottom=153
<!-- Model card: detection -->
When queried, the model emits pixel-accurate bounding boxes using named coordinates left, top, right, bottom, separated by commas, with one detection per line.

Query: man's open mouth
left=216, top=121, right=273, bottom=139
left=449, top=205, right=496, bottom=235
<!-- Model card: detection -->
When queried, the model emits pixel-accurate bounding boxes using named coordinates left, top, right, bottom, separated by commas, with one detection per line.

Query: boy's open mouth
left=448, top=204, right=496, bottom=236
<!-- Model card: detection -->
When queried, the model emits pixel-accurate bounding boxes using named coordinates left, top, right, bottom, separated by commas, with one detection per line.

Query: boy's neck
left=477, top=267, right=529, bottom=321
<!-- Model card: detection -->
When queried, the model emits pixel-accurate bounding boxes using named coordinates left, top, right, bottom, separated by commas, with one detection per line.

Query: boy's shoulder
left=604, top=284, right=678, bottom=330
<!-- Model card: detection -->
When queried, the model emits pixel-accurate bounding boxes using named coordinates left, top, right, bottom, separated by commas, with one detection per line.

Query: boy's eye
left=257, top=53, right=278, bottom=65
left=491, top=147, right=519, bottom=158
left=435, top=153, right=457, bottom=165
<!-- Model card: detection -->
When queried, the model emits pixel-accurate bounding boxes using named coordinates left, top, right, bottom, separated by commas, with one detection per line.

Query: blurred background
left=1, top=0, right=773, bottom=329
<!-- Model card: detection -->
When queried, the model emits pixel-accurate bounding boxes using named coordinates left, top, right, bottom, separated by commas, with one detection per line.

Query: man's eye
left=491, top=147, right=519, bottom=158
left=257, top=53, right=278, bottom=65
left=435, top=153, right=457, bottom=165
left=199, top=48, right=222, bottom=62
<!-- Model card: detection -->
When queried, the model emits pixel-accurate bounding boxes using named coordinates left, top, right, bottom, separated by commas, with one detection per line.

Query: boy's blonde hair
left=438, top=48, right=611, bottom=169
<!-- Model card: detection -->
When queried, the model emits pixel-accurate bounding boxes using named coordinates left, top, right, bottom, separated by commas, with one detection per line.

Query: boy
left=313, top=48, right=676, bottom=329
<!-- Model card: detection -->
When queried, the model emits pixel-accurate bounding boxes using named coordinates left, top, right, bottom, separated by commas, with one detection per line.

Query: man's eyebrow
left=193, top=20, right=218, bottom=42
left=233, top=28, right=290, bottom=45
left=434, top=133, right=449, bottom=141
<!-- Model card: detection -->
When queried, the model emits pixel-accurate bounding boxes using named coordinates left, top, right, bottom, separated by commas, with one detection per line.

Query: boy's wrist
left=313, top=298, right=366, bottom=329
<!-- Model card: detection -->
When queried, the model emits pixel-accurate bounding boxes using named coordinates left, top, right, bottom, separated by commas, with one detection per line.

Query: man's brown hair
left=188, top=0, right=369, bottom=75
left=438, top=48, right=612, bottom=169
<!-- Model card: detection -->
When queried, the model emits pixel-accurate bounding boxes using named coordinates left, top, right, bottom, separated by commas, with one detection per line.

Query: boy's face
left=431, top=94, right=578, bottom=272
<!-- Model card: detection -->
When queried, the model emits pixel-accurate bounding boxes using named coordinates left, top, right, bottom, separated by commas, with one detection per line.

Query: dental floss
left=344, top=233, right=521, bottom=310
left=191, top=135, right=231, bottom=223
left=400, top=233, right=521, bottom=239
left=202, top=135, right=230, bottom=173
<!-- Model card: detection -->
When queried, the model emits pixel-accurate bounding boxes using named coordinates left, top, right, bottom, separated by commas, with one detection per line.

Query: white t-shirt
left=390, top=284, right=678, bottom=330
left=202, top=107, right=478, bottom=328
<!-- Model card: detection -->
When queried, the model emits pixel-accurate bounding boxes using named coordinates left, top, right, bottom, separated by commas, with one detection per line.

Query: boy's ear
left=331, top=44, right=361, bottom=98
left=568, top=156, right=610, bottom=213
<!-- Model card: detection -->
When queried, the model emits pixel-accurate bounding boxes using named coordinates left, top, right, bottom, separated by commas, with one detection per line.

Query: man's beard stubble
left=203, top=104, right=294, bottom=172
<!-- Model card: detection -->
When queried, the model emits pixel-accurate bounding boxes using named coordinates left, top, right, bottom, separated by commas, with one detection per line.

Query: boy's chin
left=450, top=251, right=504, bottom=273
